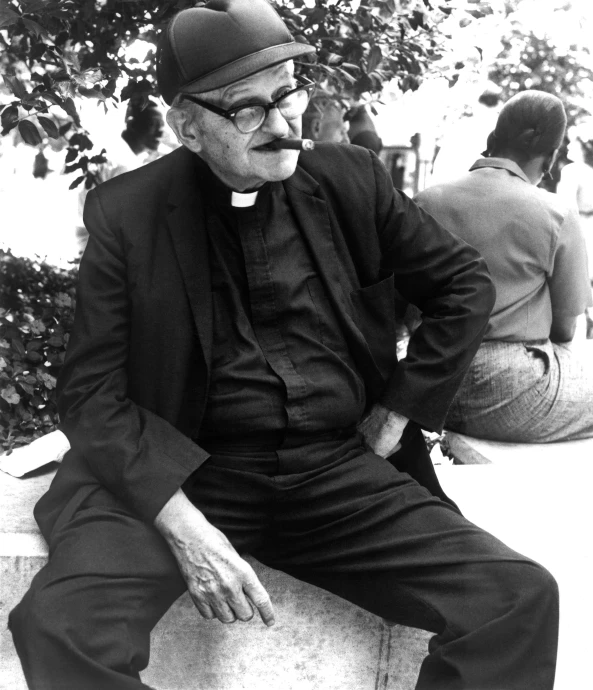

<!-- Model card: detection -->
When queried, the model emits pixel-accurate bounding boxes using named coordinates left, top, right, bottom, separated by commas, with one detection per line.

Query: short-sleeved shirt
left=416, top=157, right=592, bottom=342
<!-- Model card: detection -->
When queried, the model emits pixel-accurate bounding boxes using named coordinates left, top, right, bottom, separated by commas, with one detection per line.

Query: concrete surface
left=439, top=432, right=593, bottom=689
left=0, top=468, right=429, bottom=690
left=447, top=430, right=593, bottom=465
left=2, top=453, right=591, bottom=690
left=436, top=460, right=593, bottom=690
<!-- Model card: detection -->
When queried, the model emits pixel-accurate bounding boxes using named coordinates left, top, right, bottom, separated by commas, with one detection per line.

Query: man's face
left=185, top=62, right=302, bottom=191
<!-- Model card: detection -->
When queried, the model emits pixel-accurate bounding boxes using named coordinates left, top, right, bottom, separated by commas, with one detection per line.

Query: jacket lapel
left=284, top=168, right=355, bottom=312
left=166, top=149, right=213, bottom=373
left=284, top=167, right=385, bottom=397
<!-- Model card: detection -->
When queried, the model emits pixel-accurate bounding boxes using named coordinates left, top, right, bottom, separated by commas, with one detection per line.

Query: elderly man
left=9, top=1, right=558, bottom=689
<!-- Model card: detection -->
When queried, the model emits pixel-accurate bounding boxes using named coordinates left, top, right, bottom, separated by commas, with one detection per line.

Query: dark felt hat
left=157, top=0, right=316, bottom=105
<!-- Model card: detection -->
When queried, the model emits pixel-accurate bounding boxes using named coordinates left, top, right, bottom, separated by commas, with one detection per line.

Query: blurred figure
left=416, top=90, right=593, bottom=443
left=76, top=95, right=166, bottom=250
left=557, top=131, right=593, bottom=281
left=557, top=132, right=593, bottom=337
left=95, top=95, right=165, bottom=181
left=346, top=105, right=383, bottom=154
left=301, top=93, right=350, bottom=143
left=430, top=82, right=502, bottom=186
left=121, top=96, right=164, bottom=157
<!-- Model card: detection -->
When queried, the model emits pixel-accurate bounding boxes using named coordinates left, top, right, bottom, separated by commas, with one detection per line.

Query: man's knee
left=490, top=559, right=559, bottom=621
left=9, top=582, right=64, bottom=651
left=518, top=560, right=559, bottom=609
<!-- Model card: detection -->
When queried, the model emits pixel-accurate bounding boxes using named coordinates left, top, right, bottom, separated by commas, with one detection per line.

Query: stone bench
left=446, top=430, right=593, bottom=466
left=436, top=456, right=593, bottom=690
left=3, top=453, right=592, bottom=690
left=0, top=468, right=429, bottom=690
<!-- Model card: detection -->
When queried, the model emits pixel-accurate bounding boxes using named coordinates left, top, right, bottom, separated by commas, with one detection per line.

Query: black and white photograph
left=1, top=1, right=592, bottom=688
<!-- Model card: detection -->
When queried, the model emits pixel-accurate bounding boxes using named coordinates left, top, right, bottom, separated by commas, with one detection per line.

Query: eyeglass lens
left=234, top=87, right=310, bottom=133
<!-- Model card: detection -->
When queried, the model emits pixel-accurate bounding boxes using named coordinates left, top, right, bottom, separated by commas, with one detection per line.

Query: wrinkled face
left=182, top=62, right=302, bottom=191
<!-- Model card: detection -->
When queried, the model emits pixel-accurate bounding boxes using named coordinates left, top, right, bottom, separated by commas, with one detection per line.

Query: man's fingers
left=244, top=580, right=275, bottom=627
left=211, top=600, right=237, bottom=624
left=228, top=593, right=255, bottom=622
left=193, top=598, right=216, bottom=621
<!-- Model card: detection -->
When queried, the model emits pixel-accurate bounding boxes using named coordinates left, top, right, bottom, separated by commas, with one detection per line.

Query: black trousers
left=10, top=433, right=558, bottom=689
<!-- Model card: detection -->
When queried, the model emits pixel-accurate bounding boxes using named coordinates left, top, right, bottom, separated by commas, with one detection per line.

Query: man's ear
left=310, top=116, right=322, bottom=141
left=166, top=108, right=203, bottom=154
left=547, top=149, right=559, bottom=170
left=542, top=150, right=558, bottom=178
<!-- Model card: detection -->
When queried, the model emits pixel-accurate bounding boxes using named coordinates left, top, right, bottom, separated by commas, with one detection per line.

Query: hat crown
left=171, top=0, right=292, bottom=82
left=157, top=0, right=315, bottom=105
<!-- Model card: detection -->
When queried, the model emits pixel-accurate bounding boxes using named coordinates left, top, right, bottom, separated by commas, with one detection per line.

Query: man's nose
left=261, top=106, right=291, bottom=137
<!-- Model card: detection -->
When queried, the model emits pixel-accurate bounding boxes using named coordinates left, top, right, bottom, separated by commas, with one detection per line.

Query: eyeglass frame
left=179, top=76, right=316, bottom=133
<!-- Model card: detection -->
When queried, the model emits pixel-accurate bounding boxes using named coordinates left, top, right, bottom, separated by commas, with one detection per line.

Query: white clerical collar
left=231, top=190, right=259, bottom=207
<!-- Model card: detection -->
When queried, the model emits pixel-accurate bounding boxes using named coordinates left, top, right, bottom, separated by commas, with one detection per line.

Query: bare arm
left=550, top=312, right=577, bottom=343
left=155, top=490, right=275, bottom=627
left=547, top=209, right=592, bottom=344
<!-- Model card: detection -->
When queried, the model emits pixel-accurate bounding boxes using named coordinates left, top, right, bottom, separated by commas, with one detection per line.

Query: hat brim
left=178, top=41, right=316, bottom=95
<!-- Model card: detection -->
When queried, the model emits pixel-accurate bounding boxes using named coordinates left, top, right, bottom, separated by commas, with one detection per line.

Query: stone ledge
left=0, top=469, right=429, bottom=690
left=435, top=461, right=592, bottom=690
left=446, top=431, right=593, bottom=465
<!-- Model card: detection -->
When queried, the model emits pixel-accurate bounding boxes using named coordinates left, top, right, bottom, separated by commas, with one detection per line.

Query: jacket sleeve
left=57, top=188, right=209, bottom=523
left=372, top=155, right=496, bottom=432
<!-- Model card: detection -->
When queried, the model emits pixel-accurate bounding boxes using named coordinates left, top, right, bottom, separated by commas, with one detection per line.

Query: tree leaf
left=1, top=386, right=21, bottom=406
left=3, top=75, right=28, bottom=99
left=22, top=17, right=48, bottom=39
left=367, top=45, right=383, bottom=73
left=18, top=119, right=43, bottom=146
left=37, top=115, right=59, bottom=139
left=0, top=8, right=20, bottom=30
left=40, top=90, right=62, bottom=106
left=11, top=339, right=26, bottom=358
left=18, top=382, right=36, bottom=396
left=61, top=96, right=80, bottom=125
left=20, top=0, right=52, bottom=12
left=69, top=175, right=86, bottom=190
left=1, top=104, right=19, bottom=131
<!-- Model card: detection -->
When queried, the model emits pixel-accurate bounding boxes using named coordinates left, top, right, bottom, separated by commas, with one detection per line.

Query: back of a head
left=122, top=96, right=164, bottom=154
left=484, top=90, right=567, bottom=159
left=302, top=95, right=348, bottom=143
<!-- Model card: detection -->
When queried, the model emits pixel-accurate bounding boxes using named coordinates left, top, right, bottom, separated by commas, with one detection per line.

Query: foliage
left=0, top=0, right=495, bottom=184
left=488, top=28, right=593, bottom=131
left=0, top=249, right=77, bottom=452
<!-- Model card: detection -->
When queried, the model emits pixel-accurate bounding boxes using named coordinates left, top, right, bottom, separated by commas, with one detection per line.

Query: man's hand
left=155, top=490, right=275, bottom=627
left=358, top=404, right=409, bottom=458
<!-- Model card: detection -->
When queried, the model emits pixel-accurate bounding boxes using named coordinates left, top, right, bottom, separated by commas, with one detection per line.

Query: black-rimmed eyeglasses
left=181, top=77, right=316, bottom=134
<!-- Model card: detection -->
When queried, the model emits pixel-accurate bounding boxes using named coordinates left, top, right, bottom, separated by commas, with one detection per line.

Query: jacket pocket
left=350, top=270, right=398, bottom=381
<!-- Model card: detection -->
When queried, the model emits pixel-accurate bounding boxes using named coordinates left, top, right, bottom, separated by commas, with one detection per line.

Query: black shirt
left=198, top=169, right=365, bottom=448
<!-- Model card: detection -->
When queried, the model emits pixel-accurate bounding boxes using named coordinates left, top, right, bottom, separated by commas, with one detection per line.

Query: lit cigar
left=269, top=138, right=315, bottom=151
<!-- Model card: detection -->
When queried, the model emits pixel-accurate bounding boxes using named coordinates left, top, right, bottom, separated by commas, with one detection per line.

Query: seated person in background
left=301, top=92, right=350, bottom=143
left=416, top=90, right=593, bottom=443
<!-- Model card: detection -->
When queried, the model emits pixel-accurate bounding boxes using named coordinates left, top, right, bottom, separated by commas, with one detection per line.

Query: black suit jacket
left=35, top=144, right=494, bottom=540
